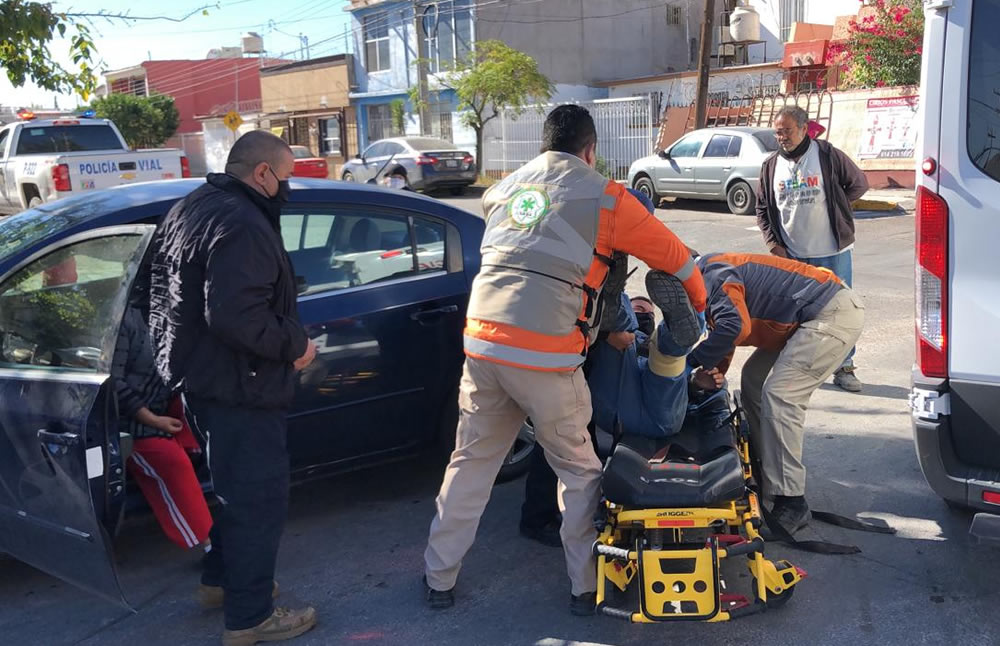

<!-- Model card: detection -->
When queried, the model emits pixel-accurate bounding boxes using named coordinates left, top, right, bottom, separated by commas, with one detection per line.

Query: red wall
left=140, top=59, right=267, bottom=134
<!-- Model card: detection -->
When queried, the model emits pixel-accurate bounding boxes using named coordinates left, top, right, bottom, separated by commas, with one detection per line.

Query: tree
left=826, top=0, right=924, bottom=89
left=2, top=1, right=214, bottom=100
left=411, top=40, right=553, bottom=176
left=91, top=93, right=180, bottom=149
left=1, top=1, right=97, bottom=99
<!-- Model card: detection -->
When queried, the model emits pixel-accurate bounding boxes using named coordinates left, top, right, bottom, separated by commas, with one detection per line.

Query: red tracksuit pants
left=127, top=437, right=213, bottom=549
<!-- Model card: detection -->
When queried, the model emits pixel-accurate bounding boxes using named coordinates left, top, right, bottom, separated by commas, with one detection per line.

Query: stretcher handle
left=593, top=543, right=632, bottom=560
left=723, top=537, right=764, bottom=558
left=598, top=605, right=634, bottom=621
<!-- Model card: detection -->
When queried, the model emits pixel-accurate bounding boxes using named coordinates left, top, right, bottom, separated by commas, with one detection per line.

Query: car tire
left=632, top=175, right=659, bottom=207
left=496, top=419, right=536, bottom=482
left=726, top=180, right=756, bottom=216
left=342, top=171, right=355, bottom=182
left=450, top=186, right=467, bottom=196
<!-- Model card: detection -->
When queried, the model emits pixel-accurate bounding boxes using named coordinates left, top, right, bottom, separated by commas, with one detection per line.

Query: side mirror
left=658, top=150, right=671, bottom=160
left=355, top=153, right=364, bottom=161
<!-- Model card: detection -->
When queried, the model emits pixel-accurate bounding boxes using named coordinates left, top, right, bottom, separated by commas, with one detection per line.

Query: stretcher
left=594, top=389, right=806, bottom=622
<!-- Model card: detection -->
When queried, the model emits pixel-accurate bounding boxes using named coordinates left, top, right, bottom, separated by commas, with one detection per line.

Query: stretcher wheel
left=751, top=577, right=795, bottom=608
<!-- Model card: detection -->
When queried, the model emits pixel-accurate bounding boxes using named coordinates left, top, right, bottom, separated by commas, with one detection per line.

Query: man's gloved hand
left=606, top=331, right=635, bottom=352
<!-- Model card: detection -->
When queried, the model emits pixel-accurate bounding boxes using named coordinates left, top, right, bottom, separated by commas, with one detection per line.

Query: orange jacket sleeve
left=600, top=183, right=707, bottom=312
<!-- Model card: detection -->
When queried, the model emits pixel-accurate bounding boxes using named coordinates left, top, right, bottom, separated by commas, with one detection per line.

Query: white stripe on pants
left=131, top=452, right=199, bottom=547
left=424, top=357, right=603, bottom=596
left=740, top=288, right=865, bottom=498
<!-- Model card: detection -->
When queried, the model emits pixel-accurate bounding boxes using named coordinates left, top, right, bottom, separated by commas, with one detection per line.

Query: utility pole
left=694, top=0, right=715, bottom=129
left=414, top=4, right=431, bottom=136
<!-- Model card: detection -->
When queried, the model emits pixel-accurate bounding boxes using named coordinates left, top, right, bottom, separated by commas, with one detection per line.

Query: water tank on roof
left=242, top=32, right=264, bottom=55
left=730, top=5, right=761, bottom=42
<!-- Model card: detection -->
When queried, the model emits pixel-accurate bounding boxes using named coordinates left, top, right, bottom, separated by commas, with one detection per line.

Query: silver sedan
left=627, top=126, right=778, bottom=215
left=341, top=136, right=476, bottom=195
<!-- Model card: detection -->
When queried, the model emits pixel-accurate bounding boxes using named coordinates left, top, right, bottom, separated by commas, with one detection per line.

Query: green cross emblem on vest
left=508, top=188, right=550, bottom=228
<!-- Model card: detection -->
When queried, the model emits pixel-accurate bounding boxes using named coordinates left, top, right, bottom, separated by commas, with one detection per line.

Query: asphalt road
left=3, top=194, right=997, bottom=646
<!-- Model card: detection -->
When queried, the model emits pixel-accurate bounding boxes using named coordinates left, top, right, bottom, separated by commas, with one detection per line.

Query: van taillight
left=180, top=156, right=191, bottom=178
left=916, top=185, right=949, bottom=378
left=51, top=164, right=71, bottom=192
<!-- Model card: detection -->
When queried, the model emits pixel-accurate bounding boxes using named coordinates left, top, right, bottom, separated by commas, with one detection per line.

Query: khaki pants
left=424, top=356, right=603, bottom=596
left=740, top=288, right=865, bottom=498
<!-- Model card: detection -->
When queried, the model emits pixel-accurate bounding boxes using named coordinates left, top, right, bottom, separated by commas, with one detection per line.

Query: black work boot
left=599, top=252, right=629, bottom=332
left=423, top=576, right=455, bottom=610
left=570, top=591, right=597, bottom=616
left=762, top=496, right=811, bottom=539
left=644, top=270, right=701, bottom=348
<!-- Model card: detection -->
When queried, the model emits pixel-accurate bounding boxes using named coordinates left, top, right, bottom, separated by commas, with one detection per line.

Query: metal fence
left=482, top=96, right=655, bottom=182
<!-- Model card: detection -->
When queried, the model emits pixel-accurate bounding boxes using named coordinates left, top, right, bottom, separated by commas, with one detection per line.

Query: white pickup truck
left=0, top=115, right=189, bottom=215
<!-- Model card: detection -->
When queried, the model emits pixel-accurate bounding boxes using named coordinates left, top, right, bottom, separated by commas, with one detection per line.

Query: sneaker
left=761, top=496, right=811, bottom=540
left=423, top=576, right=455, bottom=610
left=519, top=521, right=562, bottom=548
left=599, top=252, right=629, bottom=332
left=833, top=366, right=862, bottom=393
left=644, top=270, right=701, bottom=349
left=569, top=591, right=597, bottom=616
left=197, top=581, right=279, bottom=610
left=221, top=606, right=317, bottom=646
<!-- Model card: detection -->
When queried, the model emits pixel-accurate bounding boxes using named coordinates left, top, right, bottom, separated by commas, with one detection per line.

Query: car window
left=670, top=133, right=707, bottom=158
left=968, top=0, right=1000, bottom=183
left=364, top=142, right=384, bottom=158
left=281, top=209, right=452, bottom=296
left=408, top=137, right=457, bottom=151
left=0, top=234, right=147, bottom=372
left=383, top=142, right=405, bottom=156
left=703, top=135, right=734, bottom=158
left=753, top=131, right=779, bottom=152
left=291, top=146, right=311, bottom=159
left=15, top=125, right=125, bottom=155
left=0, top=128, right=9, bottom=158
left=727, top=136, right=743, bottom=158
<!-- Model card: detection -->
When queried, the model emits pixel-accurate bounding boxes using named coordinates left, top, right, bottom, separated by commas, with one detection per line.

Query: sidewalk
left=853, top=188, right=915, bottom=214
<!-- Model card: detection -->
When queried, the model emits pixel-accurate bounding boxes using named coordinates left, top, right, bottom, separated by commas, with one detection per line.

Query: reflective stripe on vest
left=463, top=336, right=584, bottom=370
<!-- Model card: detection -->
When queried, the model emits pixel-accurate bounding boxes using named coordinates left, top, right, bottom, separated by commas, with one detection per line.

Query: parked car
left=627, top=126, right=778, bottom=215
left=290, top=145, right=329, bottom=179
left=0, top=112, right=188, bottom=215
left=910, top=0, right=1000, bottom=536
left=341, top=137, right=476, bottom=195
left=0, top=178, right=535, bottom=606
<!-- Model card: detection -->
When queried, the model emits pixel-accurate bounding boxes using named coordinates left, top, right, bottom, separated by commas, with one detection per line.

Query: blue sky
left=3, top=0, right=353, bottom=108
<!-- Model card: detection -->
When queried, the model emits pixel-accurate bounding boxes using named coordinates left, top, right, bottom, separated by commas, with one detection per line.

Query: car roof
left=0, top=177, right=481, bottom=270
left=691, top=126, right=772, bottom=136
left=7, top=118, right=113, bottom=128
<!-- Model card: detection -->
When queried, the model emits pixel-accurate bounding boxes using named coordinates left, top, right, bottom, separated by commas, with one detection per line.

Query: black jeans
left=521, top=421, right=599, bottom=530
left=186, top=396, right=290, bottom=631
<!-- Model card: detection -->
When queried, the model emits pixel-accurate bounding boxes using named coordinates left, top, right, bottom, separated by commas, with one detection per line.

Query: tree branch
left=64, top=6, right=214, bottom=23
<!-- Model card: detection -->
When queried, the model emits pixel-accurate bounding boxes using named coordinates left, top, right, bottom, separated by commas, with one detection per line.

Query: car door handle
left=411, top=305, right=459, bottom=323
left=722, top=167, right=732, bottom=171
left=37, top=429, right=80, bottom=447
left=683, top=167, right=693, bottom=172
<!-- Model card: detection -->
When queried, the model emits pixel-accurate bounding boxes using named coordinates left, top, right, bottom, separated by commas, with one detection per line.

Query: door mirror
left=355, top=153, right=364, bottom=161
left=658, top=149, right=671, bottom=160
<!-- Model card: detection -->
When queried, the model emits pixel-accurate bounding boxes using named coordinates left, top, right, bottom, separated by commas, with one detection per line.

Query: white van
left=910, top=0, right=1000, bottom=530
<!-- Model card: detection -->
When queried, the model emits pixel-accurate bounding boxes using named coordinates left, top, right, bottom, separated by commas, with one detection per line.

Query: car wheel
left=342, top=171, right=355, bottom=182
left=632, top=175, right=659, bottom=207
left=726, top=180, right=756, bottom=216
left=497, top=419, right=536, bottom=482
left=450, top=186, right=467, bottom=196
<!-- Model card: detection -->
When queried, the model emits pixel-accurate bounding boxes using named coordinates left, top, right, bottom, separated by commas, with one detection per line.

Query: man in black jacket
left=149, top=130, right=318, bottom=646
left=756, top=105, right=869, bottom=393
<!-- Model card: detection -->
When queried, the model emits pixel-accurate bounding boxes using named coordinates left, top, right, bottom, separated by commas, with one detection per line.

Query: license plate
left=445, top=160, right=459, bottom=168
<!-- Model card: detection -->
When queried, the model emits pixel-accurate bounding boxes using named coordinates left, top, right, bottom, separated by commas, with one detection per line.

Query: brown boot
left=221, top=606, right=317, bottom=646
left=197, top=581, right=280, bottom=610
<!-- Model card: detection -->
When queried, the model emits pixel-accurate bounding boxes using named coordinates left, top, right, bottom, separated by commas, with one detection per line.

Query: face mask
left=635, top=312, right=655, bottom=337
left=386, top=176, right=407, bottom=190
left=268, top=167, right=291, bottom=204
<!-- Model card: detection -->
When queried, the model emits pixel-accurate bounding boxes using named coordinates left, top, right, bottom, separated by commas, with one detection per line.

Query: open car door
left=0, top=224, right=156, bottom=608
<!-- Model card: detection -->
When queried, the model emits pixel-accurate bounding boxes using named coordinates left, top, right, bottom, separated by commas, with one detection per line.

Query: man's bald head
left=225, top=130, right=295, bottom=197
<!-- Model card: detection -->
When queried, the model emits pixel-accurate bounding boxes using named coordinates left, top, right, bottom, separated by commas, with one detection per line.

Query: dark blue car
left=0, top=179, right=532, bottom=606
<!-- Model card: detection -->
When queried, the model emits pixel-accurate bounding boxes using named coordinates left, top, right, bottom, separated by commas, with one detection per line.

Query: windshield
left=753, top=131, right=779, bottom=152
left=407, top=137, right=458, bottom=151
left=291, top=146, right=312, bottom=159
left=15, top=125, right=125, bottom=155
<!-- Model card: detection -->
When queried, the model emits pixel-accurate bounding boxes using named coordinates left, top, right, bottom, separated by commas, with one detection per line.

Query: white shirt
left=773, top=142, right=842, bottom=258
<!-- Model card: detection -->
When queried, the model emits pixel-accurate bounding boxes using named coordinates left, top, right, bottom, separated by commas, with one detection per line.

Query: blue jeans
left=793, top=249, right=855, bottom=368
left=588, top=294, right=701, bottom=438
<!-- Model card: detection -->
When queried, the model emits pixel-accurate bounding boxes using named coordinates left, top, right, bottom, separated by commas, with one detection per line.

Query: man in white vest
left=423, top=105, right=708, bottom=615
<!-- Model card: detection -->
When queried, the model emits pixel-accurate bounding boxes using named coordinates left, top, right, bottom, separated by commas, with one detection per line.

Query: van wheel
left=726, top=181, right=756, bottom=215
left=632, top=175, right=660, bottom=207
